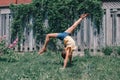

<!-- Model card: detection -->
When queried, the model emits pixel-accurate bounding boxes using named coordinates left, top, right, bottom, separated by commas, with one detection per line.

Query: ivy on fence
left=10, top=0, right=103, bottom=50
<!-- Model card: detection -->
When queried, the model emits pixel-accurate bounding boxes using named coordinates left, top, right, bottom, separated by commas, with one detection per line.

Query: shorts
left=57, top=32, right=69, bottom=40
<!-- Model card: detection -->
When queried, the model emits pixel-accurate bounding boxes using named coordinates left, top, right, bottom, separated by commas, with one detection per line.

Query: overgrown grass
left=0, top=51, right=120, bottom=80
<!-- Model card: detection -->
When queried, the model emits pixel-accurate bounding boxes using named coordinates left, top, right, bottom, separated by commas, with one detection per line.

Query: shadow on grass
left=59, top=60, right=75, bottom=68
left=0, top=57, right=17, bottom=62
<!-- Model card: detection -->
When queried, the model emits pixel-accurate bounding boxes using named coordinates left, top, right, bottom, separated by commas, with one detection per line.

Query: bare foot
left=80, top=13, right=89, bottom=19
left=38, top=48, right=46, bottom=54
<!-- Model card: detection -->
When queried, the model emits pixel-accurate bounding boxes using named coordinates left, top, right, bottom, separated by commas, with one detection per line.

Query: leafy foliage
left=102, top=46, right=120, bottom=55
left=0, top=40, right=13, bottom=55
left=0, top=40, right=15, bottom=62
left=116, top=46, right=120, bottom=55
left=10, top=0, right=103, bottom=49
left=102, top=46, right=113, bottom=55
left=84, top=49, right=91, bottom=56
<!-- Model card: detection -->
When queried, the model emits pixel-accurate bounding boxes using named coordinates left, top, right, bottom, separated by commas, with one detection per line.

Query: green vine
left=10, top=0, right=103, bottom=49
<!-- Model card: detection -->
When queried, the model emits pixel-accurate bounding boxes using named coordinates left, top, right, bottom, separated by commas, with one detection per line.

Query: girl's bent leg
left=38, top=33, right=58, bottom=54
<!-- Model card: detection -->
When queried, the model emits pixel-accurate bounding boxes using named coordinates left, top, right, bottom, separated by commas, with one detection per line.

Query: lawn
left=0, top=51, right=120, bottom=80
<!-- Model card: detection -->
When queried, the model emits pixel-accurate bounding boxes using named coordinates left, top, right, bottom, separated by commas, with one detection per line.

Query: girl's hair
left=61, top=50, right=66, bottom=59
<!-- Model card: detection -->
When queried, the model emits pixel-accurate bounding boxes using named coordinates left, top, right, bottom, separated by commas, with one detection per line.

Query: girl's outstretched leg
left=65, top=13, right=89, bottom=34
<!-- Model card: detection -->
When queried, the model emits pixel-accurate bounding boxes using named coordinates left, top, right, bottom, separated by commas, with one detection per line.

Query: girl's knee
left=46, top=34, right=50, bottom=41
left=46, top=34, right=50, bottom=38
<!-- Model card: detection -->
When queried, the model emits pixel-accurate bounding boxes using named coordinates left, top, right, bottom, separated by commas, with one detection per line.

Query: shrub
left=84, top=49, right=90, bottom=56
left=102, top=46, right=113, bottom=55
left=116, top=46, right=120, bottom=55
left=0, top=40, right=6, bottom=55
left=0, top=40, right=14, bottom=56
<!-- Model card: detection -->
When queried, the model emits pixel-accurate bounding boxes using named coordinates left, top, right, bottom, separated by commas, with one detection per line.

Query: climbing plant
left=10, top=0, right=103, bottom=50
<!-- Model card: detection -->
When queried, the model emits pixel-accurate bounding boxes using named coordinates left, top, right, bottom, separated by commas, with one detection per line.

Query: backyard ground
left=0, top=51, right=120, bottom=80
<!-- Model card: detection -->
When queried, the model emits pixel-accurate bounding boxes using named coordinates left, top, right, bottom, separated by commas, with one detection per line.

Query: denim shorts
left=57, top=32, right=70, bottom=40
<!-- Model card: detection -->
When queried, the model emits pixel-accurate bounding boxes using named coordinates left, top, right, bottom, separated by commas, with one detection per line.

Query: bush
left=0, top=40, right=14, bottom=55
left=116, top=46, right=120, bottom=55
left=0, top=40, right=16, bottom=62
left=102, top=46, right=113, bottom=55
left=84, top=49, right=90, bottom=56
left=0, top=40, right=6, bottom=55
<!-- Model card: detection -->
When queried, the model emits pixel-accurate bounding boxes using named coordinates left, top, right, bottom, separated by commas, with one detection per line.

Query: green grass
left=0, top=51, right=120, bottom=80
